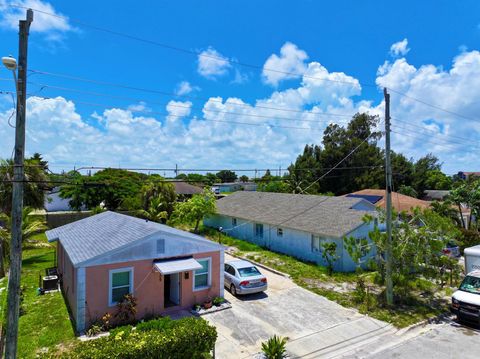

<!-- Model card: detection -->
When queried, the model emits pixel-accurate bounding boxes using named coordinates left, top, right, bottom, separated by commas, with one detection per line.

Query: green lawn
left=0, top=233, right=76, bottom=358
left=197, top=224, right=451, bottom=328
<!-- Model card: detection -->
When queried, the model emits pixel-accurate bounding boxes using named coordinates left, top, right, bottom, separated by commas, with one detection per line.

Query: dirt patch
left=302, top=278, right=356, bottom=293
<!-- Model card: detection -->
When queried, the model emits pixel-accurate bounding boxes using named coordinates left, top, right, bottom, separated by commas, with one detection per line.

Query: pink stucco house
left=46, top=211, right=225, bottom=332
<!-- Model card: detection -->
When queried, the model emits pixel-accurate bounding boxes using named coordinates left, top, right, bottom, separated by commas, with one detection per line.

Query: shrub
left=109, top=324, right=133, bottom=338
left=60, top=317, right=217, bottom=358
left=261, top=335, right=288, bottom=359
left=85, top=324, right=102, bottom=337
left=101, top=312, right=112, bottom=331
left=136, top=316, right=176, bottom=332
left=353, top=277, right=366, bottom=304
left=114, top=294, right=137, bottom=325
left=213, top=296, right=225, bottom=306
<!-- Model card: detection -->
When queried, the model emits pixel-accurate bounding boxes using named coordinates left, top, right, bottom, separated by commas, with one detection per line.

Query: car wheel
left=230, top=284, right=237, bottom=296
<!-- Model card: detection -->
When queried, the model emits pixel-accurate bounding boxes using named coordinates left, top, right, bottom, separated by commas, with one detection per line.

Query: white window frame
left=277, top=228, right=283, bottom=237
left=255, top=223, right=264, bottom=238
left=193, top=257, right=211, bottom=292
left=311, top=235, right=323, bottom=253
left=108, top=267, right=134, bottom=307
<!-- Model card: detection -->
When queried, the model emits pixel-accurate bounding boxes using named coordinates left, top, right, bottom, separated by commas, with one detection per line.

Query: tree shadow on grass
left=22, top=253, right=53, bottom=267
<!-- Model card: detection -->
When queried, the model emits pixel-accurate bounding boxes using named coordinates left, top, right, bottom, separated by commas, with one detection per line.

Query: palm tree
left=430, top=200, right=462, bottom=227
left=0, top=207, right=48, bottom=278
left=137, top=197, right=168, bottom=223
left=0, top=157, right=48, bottom=214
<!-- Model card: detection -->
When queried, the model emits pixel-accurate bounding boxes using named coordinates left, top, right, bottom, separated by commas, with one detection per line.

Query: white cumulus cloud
left=197, top=47, right=231, bottom=78
left=390, top=38, right=410, bottom=57
left=262, top=42, right=309, bottom=86
left=175, top=81, right=199, bottom=96
left=1, top=43, right=479, bottom=175
left=0, top=0, right=73, bottom=40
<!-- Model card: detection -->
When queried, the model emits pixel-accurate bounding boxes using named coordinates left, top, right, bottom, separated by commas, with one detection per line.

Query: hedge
left=56, top=317, right=217, bottom=358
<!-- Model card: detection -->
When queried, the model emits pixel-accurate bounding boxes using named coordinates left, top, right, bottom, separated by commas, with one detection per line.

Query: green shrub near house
left=55, top=317, right=217, bottom=359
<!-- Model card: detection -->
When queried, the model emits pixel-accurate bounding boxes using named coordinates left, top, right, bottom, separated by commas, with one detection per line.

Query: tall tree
left=425, top=169, right=453, bottom=190
left=412, top=154, right=442, bottom=197
left=215, top=170, right=237, bottom=183
left=0, top=157, right=48, bottom=214
left=171, top=188, right=216, bottom=232
left=318, top=113, right=383, bottom=194
left=60, top=169, right=148, bottom=210
left=140, top=179, right=176, bottom=219
left=287, top=144, right=323, bottom=194
left=391, top=152, right=415, bottom=188
left=204, top=173, right=219, bottom=186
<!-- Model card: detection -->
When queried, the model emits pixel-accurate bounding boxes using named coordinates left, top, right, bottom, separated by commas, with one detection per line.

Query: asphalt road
left=358, top=318, right=480, bottom=359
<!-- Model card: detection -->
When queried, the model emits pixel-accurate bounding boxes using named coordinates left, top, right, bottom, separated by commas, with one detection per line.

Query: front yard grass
left=197, top=225, right=452, bottom=328
left=0, top=233, right=76, bottom=358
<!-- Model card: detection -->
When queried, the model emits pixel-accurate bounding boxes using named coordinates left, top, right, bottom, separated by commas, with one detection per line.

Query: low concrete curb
left=398, top=312, right=452, bottom=335
left=226, top=250, right=291, bottom=279
left=191, top=301, right=232, bottom=316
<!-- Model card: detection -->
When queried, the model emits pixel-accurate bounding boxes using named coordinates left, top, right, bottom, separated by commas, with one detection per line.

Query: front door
left=164, top=273, right=180, bottom=307
left=169, top=273, right=180, bottom=305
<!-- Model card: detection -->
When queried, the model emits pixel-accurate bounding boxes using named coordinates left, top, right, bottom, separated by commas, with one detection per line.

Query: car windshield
left=459, top=275, right=480, bottom=295
left=237, top=266, right=261, bottom=277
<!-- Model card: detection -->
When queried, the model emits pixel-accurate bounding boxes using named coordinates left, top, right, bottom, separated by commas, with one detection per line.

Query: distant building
left=44, top=187, right=85, bottom=212
left=346, top=189, right=430, bottom=215
left=211, top=182, right=257, bottom=194
left=171, top=181, right=203, bottom=200
left=423, top=190, right=450, bottom=202
left=457, top=172, right=480, bottom=180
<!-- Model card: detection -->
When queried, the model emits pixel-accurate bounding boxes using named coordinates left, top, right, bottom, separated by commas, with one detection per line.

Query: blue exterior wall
left=204, top=214, right=377, bottom=272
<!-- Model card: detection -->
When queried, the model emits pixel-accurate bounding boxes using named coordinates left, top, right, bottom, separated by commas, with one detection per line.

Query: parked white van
left=451, top=270, right=480, bottom=324
left=465, top=245, right=480, bottom=273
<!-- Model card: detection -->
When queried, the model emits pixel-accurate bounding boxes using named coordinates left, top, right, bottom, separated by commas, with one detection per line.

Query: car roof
left=466, top=270, right=480, bottom=278
left=226, top=259, right=256, bottom=269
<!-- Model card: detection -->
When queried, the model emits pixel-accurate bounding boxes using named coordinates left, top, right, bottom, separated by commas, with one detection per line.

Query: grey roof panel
left=213, top=192, right=372, bottom=238
left=46, top=211, right=221, bottom=266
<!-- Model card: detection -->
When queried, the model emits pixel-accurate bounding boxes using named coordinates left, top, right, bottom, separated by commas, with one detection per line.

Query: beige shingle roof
left=214, top=192, right=373, bottom=238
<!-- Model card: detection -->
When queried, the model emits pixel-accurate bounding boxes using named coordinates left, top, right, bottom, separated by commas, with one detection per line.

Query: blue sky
left=1, top=0, right=480, bottom=177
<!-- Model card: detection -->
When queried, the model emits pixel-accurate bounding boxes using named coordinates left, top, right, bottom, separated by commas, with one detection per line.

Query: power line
left=27, top=81, right=357, bottom=123
left=72, top=165, right=383, bottom=173
left=393, top=118, right=477, bottom=143
left=13, top=6, right=478, bottom=122
left=28, top=69, right=362, bottom=119
left=391, top=130, right=464, bottom=151
left=392, top=126, right=476, bottom=148
left=22, top=93, right=332, bottom=132
left=9, top=4, right=373, bottom=89
left=387, top=87, right=475, bottom=122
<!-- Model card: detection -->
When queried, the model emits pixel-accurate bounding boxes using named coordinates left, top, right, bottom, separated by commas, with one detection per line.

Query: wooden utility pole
left=5, top=9, right=33, bottom=359
left=384, top=87, right=393, bottom=306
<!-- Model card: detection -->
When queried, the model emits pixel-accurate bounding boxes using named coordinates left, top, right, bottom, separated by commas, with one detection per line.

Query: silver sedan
left=224, top=260, right=268, bottom=296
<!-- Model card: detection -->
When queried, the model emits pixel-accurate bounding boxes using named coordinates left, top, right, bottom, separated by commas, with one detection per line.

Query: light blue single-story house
left=211, top=182, right=258, bottom=194
left=212, top=183, right=243, bottom=193
left=204, top=192, right=378, bottom=272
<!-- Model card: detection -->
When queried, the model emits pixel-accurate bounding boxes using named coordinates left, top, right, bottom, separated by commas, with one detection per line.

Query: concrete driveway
left=205, top=254, right=393, bottom=358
